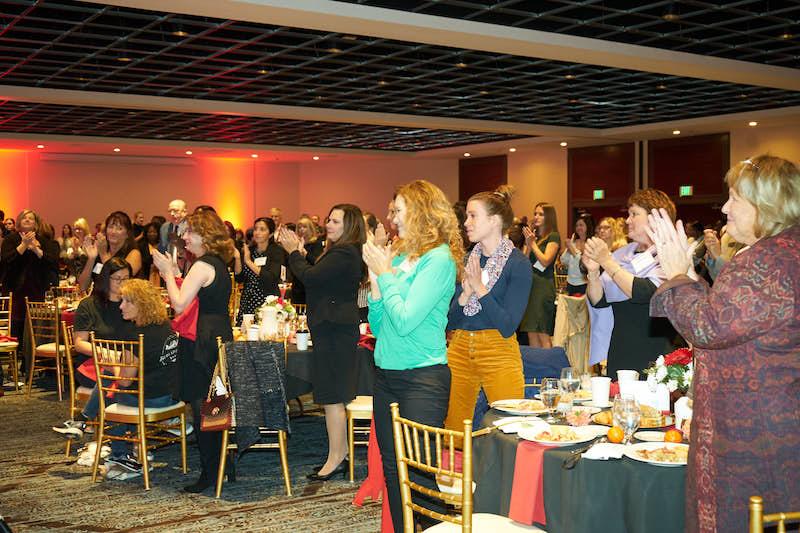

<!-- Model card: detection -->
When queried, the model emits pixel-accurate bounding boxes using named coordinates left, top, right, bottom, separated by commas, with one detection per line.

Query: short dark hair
left=255, top=217, right=276, bottom=234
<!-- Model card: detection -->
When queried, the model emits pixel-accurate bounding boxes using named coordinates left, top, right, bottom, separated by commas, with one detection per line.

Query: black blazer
left=287, top=244, right=361, bottom=328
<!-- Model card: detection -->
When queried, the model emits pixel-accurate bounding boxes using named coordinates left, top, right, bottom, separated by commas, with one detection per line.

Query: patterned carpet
left=0, top=386, right=381, bottom=532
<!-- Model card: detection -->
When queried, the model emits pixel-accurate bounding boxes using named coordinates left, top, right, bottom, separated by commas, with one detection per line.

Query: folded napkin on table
left=582, top=443, right=625, bottom=460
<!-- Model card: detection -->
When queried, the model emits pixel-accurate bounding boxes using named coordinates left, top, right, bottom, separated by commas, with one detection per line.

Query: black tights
left=190, top=398, right=223, bottom=482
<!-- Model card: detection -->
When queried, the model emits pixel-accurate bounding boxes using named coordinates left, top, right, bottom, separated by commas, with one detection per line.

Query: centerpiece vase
left=259, top=306, right=278, bottom=340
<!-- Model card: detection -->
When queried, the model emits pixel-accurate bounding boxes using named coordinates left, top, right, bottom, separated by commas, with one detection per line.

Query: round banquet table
left=472, top=409, right=686, bottom=533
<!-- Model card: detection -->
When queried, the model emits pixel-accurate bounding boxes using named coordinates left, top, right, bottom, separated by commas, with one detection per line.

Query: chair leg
left=348, top=414, right=355, bottom=483
left=55, top=352, right=63, bottom=401
left=279, top=430, right=292, bottom=497
left=91, top=417, right=105, bottom=483
left=26, top=351, right=35, bottom=397
left=11, top=351, right=19, bottom=391
left=140, top=423, right=150, bottom=491
left=215, top=429, right=229, bottom=498
left=180, top=412, right=188, bottom=474
left=65, top=437, right=73, bottom=458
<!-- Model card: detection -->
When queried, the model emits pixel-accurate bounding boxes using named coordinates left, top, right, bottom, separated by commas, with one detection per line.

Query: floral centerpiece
left=644, top=347, right=694, bottom=393
left=257, top=295, right=297, bottom=319
left=256, top=295, right=297, bottom=341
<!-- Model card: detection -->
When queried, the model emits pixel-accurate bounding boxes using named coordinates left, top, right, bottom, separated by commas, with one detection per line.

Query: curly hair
left=628, top=188, right=676, bottom=222
left=186, top=211, right=235, bottom=263
left=726, top=154, right=800, bottom=239
left=119, top=279, right=168, bottom=326
left=394, top=180, right=465, bottom=271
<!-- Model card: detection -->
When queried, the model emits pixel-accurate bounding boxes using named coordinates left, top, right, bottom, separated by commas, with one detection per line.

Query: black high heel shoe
left=306, top=459, right=348, bottom=481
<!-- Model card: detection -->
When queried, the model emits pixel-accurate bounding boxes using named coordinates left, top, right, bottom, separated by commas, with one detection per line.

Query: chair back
left=228, top=273, right=240, bottom=323
left=25, top=298, right=60, bottom=348
left=89, top=332, right=145, bottom=413
left=62, top=323, right=79, bottom=411
left=749, top=495, right=800, bottom=533
left=391, top=402, right=474, bottom=532
left=0, top=295, right=12, bottom=336
left=293, top=303, right=307, bottom=316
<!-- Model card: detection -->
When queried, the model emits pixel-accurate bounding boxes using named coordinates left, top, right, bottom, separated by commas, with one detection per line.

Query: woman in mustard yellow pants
left=444, top=186, right=533, bottom=431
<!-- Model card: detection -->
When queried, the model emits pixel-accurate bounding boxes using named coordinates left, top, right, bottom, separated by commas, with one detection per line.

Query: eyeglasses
left=110, top=275, right=130, bottom=282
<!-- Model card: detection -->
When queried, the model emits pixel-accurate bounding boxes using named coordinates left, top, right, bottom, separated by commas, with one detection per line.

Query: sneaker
left=105, top=454, right=143, bottom=474
left=52, top=420, right=86, bottom=438
left=165, top=417, right=194, bottom=437
left=105, top=463, right=142, bottom=480
left=76, top=443, right=111, bottom=466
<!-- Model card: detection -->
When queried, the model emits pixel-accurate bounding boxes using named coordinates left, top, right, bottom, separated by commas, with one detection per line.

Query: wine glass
left=559, top=367, right=581, bottom=409
left=278, top=281, right=292, bottom=300
left=540, top=378, right=561, bottom=423
left=612, top=395, right=641, bottom=445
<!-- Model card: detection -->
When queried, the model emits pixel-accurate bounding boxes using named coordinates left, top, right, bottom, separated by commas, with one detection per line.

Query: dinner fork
left=562, top=436, right=608, bottom=470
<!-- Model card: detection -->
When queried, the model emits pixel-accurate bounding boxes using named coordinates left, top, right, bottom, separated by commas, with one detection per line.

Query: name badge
left=280, top=265, right=287, bottom=281
left=532, top=260, right=545, bottom=272
left=254, top=256, right=267, bottom=266
left=630, top=251, right=656, bottom=275
left=481, top=269, right=490, bottom=286
left=92, top=262, right=104, bottom=274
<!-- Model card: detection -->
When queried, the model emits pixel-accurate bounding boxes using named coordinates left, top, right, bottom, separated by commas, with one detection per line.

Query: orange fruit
left=607, top=426, right=624, bottom=443
left=664, top=429, right=683, bottom=443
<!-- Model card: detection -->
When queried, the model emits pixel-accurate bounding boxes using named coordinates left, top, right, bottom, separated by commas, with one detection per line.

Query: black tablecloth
left=473, top=410, right=685, bottom=533
left=284, top=344, right=376, bottom=399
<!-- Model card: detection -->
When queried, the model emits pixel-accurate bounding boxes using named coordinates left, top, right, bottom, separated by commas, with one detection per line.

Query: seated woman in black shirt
left=104, top=279, right=180, bottom=476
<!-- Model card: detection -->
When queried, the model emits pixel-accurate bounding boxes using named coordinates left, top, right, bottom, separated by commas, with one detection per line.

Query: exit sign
left=679, top=185, right=694, bottom=197
left=593, top=189, right=605, bottom=200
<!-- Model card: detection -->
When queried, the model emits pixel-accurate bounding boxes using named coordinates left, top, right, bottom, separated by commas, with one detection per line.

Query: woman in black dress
left=277, top=204, right=365, bottom=480
left=152, top=210, right=233, bottom=493
left=235, top=217, right=286, bottom=325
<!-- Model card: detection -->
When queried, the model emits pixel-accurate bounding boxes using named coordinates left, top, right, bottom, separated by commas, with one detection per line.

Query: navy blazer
left=287, top=244, right=362, bottom=328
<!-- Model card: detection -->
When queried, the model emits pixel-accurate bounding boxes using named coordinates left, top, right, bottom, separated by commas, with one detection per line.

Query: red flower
left=664, top=348, right=693, bottom=366
left=277, top=297, right=284, bottom=305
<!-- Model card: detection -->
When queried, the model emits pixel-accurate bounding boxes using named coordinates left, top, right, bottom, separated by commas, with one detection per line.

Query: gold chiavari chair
left=391, top=403, right=543, bottom=532
left=0, top=295, right=20, bottom=391
left=62, top=323, right=95, bottom=457
left=89, top=333, right=188, bottom=490
left=292, top=303, right=307, bottom=316
left=215, top=337, right=292, bottom=498
left=749, top=495, right=800, bottom=533
left=25, top=298, right=65, bottom=400
left=346, top=395, right=373, bottom=482
left=227, top=272, right=241, bottom=324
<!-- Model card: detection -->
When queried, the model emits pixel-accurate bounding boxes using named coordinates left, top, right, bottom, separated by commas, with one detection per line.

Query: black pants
left=374, top=364, right=451, bottom=533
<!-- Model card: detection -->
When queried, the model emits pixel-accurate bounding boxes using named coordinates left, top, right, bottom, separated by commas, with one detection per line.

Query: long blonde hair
left=393, top=180, right=464, bottom=271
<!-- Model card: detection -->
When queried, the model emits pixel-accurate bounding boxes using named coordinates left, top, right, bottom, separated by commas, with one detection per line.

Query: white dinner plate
left=623, top=442, right=689, bottom=467
left=492, top=416, right=548, bottom=434
left=582, top=400, right=612, bottom=408
left=490, top=399, right=549, bottom=416
left=534, top=391, right=591, bottom=403
left=571, top=405, right=602, bottom=415
left=634, top=431, right=665, bottom=442
left=518, top=424, right=600, bottom=447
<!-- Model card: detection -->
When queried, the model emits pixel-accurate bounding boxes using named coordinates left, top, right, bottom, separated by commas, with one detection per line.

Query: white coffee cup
left=246, top=325, right=260, bottom=341
left=242, top=314, right=255, bottom=329
left=296, top=331, right=309, bottom=351
left=590, top=376, right=612, bottom=406
left=617, top=370, right=640, bottom=382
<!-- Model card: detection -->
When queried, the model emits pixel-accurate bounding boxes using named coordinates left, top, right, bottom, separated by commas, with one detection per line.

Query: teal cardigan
left=367, top=243, right=456, bottom=370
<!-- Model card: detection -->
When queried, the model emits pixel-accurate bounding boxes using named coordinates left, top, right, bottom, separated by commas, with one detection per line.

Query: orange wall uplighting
left=0, top=149, right=30, bottom=220
left=197, top=157, right=254, bottom=229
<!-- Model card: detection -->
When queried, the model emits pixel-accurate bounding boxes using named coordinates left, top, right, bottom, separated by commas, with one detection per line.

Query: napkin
left=582, top=443, right=625, bottom=460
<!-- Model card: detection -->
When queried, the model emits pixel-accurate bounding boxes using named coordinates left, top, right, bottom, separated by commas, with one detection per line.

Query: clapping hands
left=276, top=226, right=304, bottom=254
left=362, top=240, right=394, bottom=279
left=645, top=208, right=699, bottom=280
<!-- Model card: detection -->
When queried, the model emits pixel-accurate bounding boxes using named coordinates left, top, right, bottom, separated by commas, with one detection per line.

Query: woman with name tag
left=444, top=186, right=532, bottom=432
left=582, top=189, right=682, bottom=377
left=520, top=202, right=561, bottom=347
left=235, top=217, right=286, bottom=326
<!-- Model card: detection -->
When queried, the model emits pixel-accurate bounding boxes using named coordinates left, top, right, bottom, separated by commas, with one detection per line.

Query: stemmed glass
left=540, top=378, right=561, bottom=423
left=612, top=395, right=641, bottom=445
left=278, top=282, right=292, bottom=300
left=559, top=367, right=581, bottom=410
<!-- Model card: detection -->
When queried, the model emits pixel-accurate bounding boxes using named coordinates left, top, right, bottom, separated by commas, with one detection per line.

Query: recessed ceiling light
left=560, top=142, right=568, bottom=147
left=568, top=99, right=579, bottom=104
left=657, top=84, right=667, bottom=90
left=312, top=156, right=320, bottom=160
left=172, top=30, right=188, bottom=37
left=327, top=47, right=341, bottom=54
left=463, top=152, right=471, bottom=157
left=748, top=121, right=758, bottom=127
left=508, top=147, right=516, bottom=153
left=455, top=62, right=467, bottom=68
left=479, top=90, right=489, bottom=95
left=113, top=147, right=120, bottom=152
left=36, top=144, right=44, bottom=149
left=672, top=130, right=681, bottom=135
left=662, top=12, right=680, bottom=22
left=251, top=154, right=258, bottom=158
left=185, top=150, right=193, bottom=155
left=377, top=80, right=388, bottom=86
left=258, top=69, right=268, bottom=75
left=342, top=35, right=357, bottom=41
left=116, top=56, right=132, bottom=62
left=565, top=74, right=576, bottom=80
left=779, top=31, right=793, bottom=40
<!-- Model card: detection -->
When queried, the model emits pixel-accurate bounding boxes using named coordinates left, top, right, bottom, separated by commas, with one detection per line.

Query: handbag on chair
left=200, top=363, right=233, bottom=432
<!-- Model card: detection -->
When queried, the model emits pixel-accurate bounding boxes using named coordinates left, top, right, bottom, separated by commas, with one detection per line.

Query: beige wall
left=507, top=144, right=569, bottom=237
left=729, top=123, right=800, bottom=166
left=296, top=157, right=458, bottom=223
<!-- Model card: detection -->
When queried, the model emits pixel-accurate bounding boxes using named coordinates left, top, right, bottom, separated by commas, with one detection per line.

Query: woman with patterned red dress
left=648, top=154, right=799, bottom=533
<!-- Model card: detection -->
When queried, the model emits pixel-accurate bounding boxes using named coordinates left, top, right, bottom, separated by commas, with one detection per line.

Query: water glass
left=612, top=395, right=641, bottom=444
left=540, top=378, right=561, bottom=423
left=559, top=367, right=580, bottom=407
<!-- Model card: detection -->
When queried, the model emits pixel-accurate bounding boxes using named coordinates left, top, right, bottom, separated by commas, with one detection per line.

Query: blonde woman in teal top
left=363, top=180, right=463, bottom=533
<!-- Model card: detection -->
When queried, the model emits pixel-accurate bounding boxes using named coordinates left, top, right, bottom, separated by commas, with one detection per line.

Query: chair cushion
left=35, top=343, right=65, bottom=355
left=0, top=341, right=18, bottom=349
left=76, top=386, right=93, bottom=400
left=346, top=395, right=373, bottom=412
left=106, top=401, right=186, bottom=416
left=425, top=513, right=545, bottom=531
